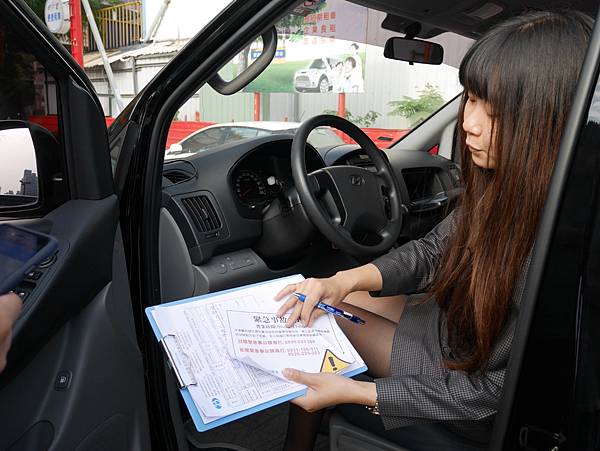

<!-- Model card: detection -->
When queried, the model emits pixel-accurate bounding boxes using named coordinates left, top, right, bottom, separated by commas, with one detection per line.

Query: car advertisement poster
left=243, top=0, right=367, bottom=93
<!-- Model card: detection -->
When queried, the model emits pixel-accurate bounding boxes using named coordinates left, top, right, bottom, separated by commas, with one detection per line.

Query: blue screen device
left=0, top=224, right=58, bottom=294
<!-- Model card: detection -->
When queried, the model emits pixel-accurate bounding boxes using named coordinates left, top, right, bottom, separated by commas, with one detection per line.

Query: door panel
left=1, top=285, right=147, bottom=451
left=0, top=1, right=150, bottom=449
left=0, top=199, right=150, bottom=451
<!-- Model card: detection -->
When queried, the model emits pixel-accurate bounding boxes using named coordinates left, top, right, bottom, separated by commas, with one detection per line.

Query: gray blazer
left=370, top=211, right=531, bottom=440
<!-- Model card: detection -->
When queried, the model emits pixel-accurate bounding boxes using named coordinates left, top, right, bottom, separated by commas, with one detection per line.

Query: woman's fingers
left=282, top=368, right=315, bottom=387
left=300, top=293, right=321, bottom=326
left=276, top=295, right=298, bottom=317
left=279, top=296, right=326, bottom=327
left=307, top=309, right=326, bottom=328
left=275, top=278, right=340, bottom=327
left=274, top=283, right=297, bottom=301
left=286, top=300, right=304, bottom=327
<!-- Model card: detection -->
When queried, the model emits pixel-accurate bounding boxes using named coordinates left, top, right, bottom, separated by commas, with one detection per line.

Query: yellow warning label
left=319, top=349, right=351, bottom=374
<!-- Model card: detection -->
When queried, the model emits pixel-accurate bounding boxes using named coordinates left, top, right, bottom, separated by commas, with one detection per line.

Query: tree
left=388, top=83, right=445, bottom=126
left=323, top=109, right=381, bottom=128
left=24, top=0, right=118, bottom=21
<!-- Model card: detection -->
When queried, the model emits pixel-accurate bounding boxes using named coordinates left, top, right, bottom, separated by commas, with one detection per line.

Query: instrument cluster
left=233, top=169, right=284, bottom=210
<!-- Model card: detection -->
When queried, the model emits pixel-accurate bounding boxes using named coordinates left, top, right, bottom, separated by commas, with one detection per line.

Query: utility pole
left=69, top=0, right=84, bottom=66
left=81, top=0, right=125, bottom=113
left=143, top=0, right=171, bottom=42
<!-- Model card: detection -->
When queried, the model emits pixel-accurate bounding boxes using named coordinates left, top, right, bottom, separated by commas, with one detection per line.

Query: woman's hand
left=274, top=273, right=354, bottom=327
left=0, top=293, right=22, bottom=372
left=282, top=368, right=376, bottom=412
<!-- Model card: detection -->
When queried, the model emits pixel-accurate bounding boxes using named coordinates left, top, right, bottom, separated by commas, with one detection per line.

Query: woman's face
left=462, top=92, right=495, bottom=169
left=344, top=60, right=354, bottom=74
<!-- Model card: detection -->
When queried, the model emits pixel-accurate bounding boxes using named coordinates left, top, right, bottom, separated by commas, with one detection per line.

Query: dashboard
left=160, top=134, right=461, bottom=275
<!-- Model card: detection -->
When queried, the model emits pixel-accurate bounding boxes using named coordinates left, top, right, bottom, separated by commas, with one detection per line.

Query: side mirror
left=0, top=122, right=39, bottom=207
left=168, top=143, right=183, bottom=155
left=384, top=37, right=443, bottom=65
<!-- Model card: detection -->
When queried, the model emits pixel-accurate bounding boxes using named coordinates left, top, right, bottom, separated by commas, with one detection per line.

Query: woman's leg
left=343, top=292, right=406, bottom=324
left=283, top=403, right=325, bottom=451
left=334, top=293, right=406, bottom=377
left=284, top=294, right=404, bottom=450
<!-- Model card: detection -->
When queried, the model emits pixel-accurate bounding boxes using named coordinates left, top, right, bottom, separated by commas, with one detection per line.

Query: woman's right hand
left=274, top=273, right=354, bottom=328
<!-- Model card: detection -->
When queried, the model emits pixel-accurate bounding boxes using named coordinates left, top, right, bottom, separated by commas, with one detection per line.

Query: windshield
left=165, top=0, right=471, bottom=156
left=306, top=127, right=346, bottom=147
left=309, top=59, right=327, bottom=69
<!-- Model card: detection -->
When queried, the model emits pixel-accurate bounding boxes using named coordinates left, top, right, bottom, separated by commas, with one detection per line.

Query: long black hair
left=429, top=10, right=593, bottom=374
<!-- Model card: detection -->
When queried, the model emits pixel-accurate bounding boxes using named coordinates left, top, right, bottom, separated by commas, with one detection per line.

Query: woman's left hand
left=282, top=368, right=376, bottom=412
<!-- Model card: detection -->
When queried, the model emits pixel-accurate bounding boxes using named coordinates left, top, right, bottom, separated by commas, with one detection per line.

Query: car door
left=0, top=2, right=151, bottom=450
left=490, top=8, right=600, bottom=450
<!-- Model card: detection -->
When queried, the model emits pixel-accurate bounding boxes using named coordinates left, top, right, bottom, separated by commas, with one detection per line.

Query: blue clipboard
left=145, top=274, right=368, bottom=432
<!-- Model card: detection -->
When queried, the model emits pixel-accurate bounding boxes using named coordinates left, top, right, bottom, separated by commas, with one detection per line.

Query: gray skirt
left=390, top=295, right=448, bottom=379
left=384, top=296, right=494, bottom=445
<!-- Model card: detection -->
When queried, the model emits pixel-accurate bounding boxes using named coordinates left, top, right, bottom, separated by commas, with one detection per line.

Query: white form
left=149, top=274, right=365, bottom=424
left=225, top=309, right=362, bottom=377
left=151, top=275, right=306, bottom=423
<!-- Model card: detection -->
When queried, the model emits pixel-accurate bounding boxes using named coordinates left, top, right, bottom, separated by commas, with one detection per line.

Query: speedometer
left=234, top=170, right=268, bottom=207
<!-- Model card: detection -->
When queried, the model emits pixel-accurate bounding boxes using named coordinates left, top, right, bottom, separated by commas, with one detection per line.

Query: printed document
left=148, top=275, right=365, bottom=425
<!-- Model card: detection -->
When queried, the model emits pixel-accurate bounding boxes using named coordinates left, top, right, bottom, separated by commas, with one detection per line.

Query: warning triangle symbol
left=319, top=349, right=351, bottom=374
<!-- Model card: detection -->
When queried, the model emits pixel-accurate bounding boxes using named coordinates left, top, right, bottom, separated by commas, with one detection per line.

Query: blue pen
left=292, top=292, right=366, bottom=325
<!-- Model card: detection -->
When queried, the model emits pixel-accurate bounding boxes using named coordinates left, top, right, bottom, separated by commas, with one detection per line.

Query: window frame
left=0, top=15, right=68, bottom=219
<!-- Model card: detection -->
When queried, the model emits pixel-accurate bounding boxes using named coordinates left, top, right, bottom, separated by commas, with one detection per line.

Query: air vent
left=182, top=195, right=222, bottom=233
left=163, top=170, right=192, bottom=184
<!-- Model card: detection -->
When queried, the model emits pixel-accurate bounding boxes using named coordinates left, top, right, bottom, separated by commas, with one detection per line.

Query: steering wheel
left=291, top=114, right=403, bottom=258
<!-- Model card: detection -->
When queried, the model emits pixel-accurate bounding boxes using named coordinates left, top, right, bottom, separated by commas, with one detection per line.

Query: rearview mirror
left=384, top=37, right=443, bottom=65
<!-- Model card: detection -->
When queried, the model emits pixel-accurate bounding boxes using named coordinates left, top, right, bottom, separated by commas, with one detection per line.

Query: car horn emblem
left=350, top=174, right=364, bottom=186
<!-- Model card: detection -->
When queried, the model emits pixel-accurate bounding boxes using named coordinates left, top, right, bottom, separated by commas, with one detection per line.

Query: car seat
left=329, top=412, right=410, bottom=451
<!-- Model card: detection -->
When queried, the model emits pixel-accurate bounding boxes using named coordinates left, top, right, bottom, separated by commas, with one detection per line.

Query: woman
left=276, top=10, right=593, bottom=451
left=332, top=61, right=344, bottom=93
left=342, top=56, right=364, bottom=93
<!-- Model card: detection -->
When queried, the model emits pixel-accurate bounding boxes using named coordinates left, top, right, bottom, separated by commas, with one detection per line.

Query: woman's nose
left=463, top=114, right=482, bottom=136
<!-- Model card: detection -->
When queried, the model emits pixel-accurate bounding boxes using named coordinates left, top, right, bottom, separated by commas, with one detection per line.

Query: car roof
left=356, top=0, right=597, bottom=39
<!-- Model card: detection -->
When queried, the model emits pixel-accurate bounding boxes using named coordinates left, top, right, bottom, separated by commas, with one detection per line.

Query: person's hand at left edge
left=0, top=293, right=22, bottom=372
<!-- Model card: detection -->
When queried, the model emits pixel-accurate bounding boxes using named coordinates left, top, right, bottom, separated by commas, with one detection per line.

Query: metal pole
left=143, top=0, right=171, bottom=42
left=336, top=93, right=347, bottom=142
left=80, top=0, right=124, bottom=113
left=337, top=93, right=346, bottom=117
left=69, top=0, right=84, bottom=66
left=253, top=92, right=261, bottom=121
left=132, top=56, right=139, bottom=95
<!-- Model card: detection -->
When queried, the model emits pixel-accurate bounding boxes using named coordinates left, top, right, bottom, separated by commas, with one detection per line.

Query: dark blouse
left=370, top=211, right=531, bottom=440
